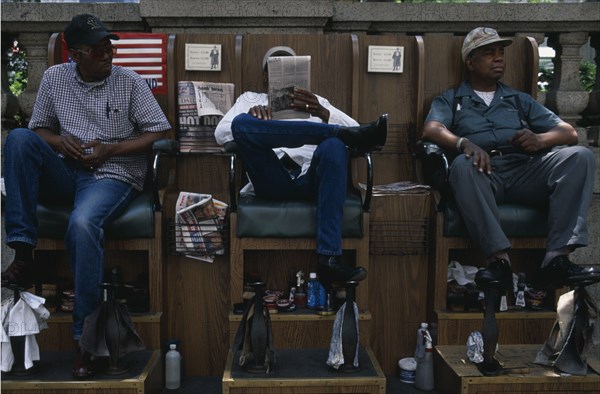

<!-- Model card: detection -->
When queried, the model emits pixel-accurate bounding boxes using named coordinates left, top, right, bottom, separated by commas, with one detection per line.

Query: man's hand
left=462, top=140, right=492, bottom=175
left=57, top=135, right=85, bottom=160
left=249, top=105, right=272, bottom=120
left=79, top=140, right=114, bottom=169
left=290, top=87, right=330, bottom=123
left=510, top=128, right=546, bottom=153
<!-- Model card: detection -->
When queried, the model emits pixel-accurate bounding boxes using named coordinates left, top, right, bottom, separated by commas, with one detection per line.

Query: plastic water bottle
left=414, top=331, right=434, bottom=391
left=165, top=343, right=181, bottom=389
left=307, top=272, right=319, bottom=309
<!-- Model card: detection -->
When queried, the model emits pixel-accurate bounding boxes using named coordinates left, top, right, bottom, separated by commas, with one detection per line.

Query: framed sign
left=368, top=45, right=404, bottom=74
left=185, top=44, right=222, bottom=71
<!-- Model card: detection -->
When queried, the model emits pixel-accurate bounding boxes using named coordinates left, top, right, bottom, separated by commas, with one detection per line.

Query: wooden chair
left=35, top=32, right=179, bottom=320
left=415, top=34, right=554, bottom=345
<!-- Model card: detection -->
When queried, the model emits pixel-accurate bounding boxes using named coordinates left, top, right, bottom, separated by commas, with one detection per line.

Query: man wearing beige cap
left=423, top=27, right=598, bottom=291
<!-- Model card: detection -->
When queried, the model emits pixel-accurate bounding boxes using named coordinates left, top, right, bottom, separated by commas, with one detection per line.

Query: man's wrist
left=456, top=137, right=469, bottom=152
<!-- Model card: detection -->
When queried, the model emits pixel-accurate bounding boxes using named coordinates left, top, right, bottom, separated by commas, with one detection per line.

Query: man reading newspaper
left=215, top=46, right=388, bottom=288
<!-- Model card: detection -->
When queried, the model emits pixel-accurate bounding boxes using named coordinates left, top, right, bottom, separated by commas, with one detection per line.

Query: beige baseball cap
left=262, top=46, right=296, bottom=69
left=461, top=27, right=512, bottom=62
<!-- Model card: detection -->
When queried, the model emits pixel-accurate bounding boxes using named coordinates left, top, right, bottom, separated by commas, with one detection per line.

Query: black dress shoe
left=1, top=258, right=35, bottom=288
left=475, top=258, right=513, bottom=290
left=73, top=346, right=94, bottom=379
left=338, top=114, right=388, bottom=153
left=533, top=255, right=600, bottom=289
left=318, top=256, right=367, bottom=288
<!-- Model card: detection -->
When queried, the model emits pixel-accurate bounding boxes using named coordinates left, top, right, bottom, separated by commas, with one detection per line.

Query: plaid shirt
left=29, top=63, right=171, bottom=190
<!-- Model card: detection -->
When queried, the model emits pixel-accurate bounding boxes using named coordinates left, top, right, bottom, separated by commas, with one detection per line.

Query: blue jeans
left=3, top=128, right=138, bottom=339
left=231, top=113, right=348, bottom=255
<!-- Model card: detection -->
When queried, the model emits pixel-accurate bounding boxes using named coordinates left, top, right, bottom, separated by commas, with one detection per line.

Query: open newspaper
left=175, top=192, right=228, bottom=263
left=267, top=56, right=311, bottom=120
left=178, top=81, right=235, bottom=153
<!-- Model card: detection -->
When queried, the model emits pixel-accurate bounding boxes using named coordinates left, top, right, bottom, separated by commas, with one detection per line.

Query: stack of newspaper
left=175, top=192, right=228, bottom=263
left=177, top=81, right=235, bottom=153
left=358, top=181, right=431, bottom=195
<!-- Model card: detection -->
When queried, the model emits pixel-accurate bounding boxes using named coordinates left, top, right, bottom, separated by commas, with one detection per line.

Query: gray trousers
left=449, top=146, right=596, bottom=258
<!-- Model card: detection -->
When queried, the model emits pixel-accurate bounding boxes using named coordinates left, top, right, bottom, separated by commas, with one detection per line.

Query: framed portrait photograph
left=185, top=44, right=222, bottom=71
left=368, top=45, right=404, bottom=74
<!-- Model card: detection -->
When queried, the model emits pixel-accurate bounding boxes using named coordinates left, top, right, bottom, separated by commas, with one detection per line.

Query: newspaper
left=358, top=181, right=431, bottom=195
left=267, top=56, right=311, bottom=120
left=175, top=192, right=228, bottom=263
left=178, top=81, right=235, bottom=153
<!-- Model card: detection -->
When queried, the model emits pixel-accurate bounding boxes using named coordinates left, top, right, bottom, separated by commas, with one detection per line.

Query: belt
left=488, top=148, right=519, bottom=157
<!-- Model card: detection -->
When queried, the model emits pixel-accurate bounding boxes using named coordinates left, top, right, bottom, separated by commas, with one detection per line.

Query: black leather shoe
left=475, top=258, right=513, bottom=290
left=72, top=346, right=94, bottom=379
left=1, top=258, right=35, bottom=288
left=318, top=256, right=367, bottom=288
left=338, top=114, right=388, bottom=153
left=534, top=255, right=600, bottom=289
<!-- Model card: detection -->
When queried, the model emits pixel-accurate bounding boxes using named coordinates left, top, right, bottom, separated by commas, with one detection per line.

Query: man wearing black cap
left=422, top=27, right=598, bottom=291
left=2, top=14, right=171, bottom=377
left=215, top=46, right=387, bottom=287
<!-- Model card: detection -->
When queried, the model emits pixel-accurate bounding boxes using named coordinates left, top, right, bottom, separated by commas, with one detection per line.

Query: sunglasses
left=74, top=45, right=117, bottom=59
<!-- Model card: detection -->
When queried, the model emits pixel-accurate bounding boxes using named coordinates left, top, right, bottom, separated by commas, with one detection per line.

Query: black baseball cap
left=64, top=14, right=119, bottom=49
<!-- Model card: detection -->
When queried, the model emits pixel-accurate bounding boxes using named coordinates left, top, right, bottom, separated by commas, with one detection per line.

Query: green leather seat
left=236, top=188, right=364, bottom=238
left=35, top=139, right=179, bottom=241
left=442, top=201, right=548, bottom=238
left=37, top=192, right=155, bottom=240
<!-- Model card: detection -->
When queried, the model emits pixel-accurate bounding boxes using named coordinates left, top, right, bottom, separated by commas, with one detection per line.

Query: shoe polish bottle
left=165, top=343, right=181, bottom=389
left=414, top=322, right=429, bottom=361
left=414, top=331, right=434, bottom=391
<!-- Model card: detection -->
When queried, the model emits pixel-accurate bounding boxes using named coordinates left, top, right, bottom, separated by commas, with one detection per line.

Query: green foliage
left=538, top=61, right=596, bottom=93
left=579, top=61, right=596, bottom=92
left=7, top=41, right=28, bottom=96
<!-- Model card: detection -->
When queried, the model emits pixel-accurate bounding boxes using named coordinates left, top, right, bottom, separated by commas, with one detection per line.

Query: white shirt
left=215, top=91, right=359, bottom=180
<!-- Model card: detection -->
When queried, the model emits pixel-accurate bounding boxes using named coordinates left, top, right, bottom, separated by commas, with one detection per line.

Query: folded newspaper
left=175, top=192, right=228, bottom=263
left=267, top=56, right=311, bottom=120
left=178, top=81, right=235, bottom=153
left=358, top=181, right=431, bottom=195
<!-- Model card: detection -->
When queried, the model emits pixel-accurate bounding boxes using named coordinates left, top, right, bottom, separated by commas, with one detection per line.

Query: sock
left=10, top=241, right=34, bottom=262
left=485, top=251, right=510, bottom=266
left=542, top=247, right=571, bottom=268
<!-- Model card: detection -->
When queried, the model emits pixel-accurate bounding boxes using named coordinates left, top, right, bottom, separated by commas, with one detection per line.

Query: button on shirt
left=28, top=63, right=171, bottom=190
left=425, top=81, right=561, bottom=152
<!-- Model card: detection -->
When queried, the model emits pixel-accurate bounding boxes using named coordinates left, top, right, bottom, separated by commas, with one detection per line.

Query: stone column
left=544, top=32, right=590, bottom=144
left=15, top=32, right=51, bottom=118
left=581, top=32, right=599, bottom=147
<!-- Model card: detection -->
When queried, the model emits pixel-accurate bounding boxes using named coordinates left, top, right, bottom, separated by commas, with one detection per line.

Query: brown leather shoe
left=72, top=346, right=94, bottom=379
left=1, top=258, right=35, bottom=288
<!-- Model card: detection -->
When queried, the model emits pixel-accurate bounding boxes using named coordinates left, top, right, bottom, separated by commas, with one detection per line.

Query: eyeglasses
left=74, top=45, right=117, bottom=59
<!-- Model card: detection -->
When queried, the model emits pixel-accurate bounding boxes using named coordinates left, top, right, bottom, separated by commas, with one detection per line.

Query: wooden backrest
left=419, top=34, right=539, bottom=140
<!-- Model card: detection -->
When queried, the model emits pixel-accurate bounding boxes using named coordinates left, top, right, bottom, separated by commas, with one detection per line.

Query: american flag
left=61, top=32, right=168, bottom=96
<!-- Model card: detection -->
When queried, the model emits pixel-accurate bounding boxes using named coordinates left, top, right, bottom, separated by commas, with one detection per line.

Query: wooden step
left=222, top=347, right=385, bottom=394
left=435, top=344, right=600, bottom=394
left=1, top=349, right=163, bottom=394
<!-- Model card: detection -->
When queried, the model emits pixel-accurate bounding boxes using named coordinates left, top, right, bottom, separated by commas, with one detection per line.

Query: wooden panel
left=368, top=193, right=431, bottom=374
left=228, top=318, right=371, bottom=350
left=355, top=35, right=425, bottom=185
left=436, top=310, right=556, bottom=346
